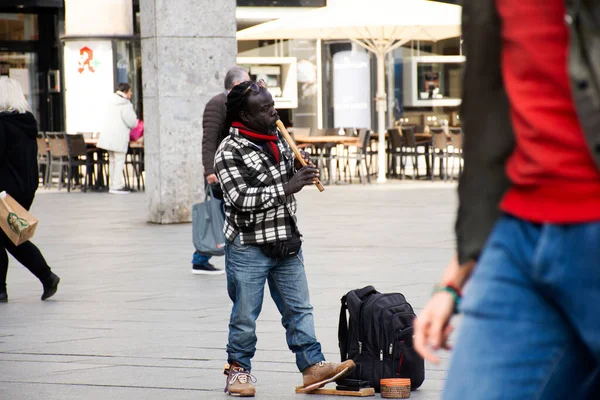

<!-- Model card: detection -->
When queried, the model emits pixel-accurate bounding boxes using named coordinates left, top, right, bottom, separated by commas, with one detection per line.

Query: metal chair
left=341, top=128, right=371, bottom=184
left=401, top=126, right=431, bottom=180
left=125, top=143, right=145, bottom=191
left=46, top=132, right=70, bottom=190
left=36, top=132, right=50, bottom=187
left=386, top=128, right=404, bottom=178
left=358, top=128, right=377, bottom=179
left=449, top=127, right=464, bottom=179
left=430, top=127, right=449, bottom=181
left=64, top=133, right=97, bottom=192
left=311, top=129, right=339, bottom=184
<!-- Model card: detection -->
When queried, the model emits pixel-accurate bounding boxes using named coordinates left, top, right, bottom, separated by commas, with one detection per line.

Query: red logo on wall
left=78, top=47, right=98, bottom=74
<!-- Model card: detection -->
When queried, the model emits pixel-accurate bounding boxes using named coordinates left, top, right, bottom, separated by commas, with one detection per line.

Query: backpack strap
left=338, top=286, right=378, bottom=361
left=338, top=294, right=350, bottom=361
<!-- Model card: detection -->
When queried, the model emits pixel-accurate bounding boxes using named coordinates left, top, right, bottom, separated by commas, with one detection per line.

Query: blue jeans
left=225, top=235, right=325, bottom=372
left=444, top=215, right=600, bottom=399
left=192, top=251, right=211, bottom=266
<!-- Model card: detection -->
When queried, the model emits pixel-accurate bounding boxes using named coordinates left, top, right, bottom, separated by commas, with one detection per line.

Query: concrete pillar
left=140, top=0, right=237, bottom=223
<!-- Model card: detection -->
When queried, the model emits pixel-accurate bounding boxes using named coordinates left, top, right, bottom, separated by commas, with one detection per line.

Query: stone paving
left=0, top=182, right=456, bottom=399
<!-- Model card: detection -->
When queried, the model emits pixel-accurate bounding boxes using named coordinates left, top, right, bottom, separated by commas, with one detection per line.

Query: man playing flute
left=214, top=80, right=354, bottom=397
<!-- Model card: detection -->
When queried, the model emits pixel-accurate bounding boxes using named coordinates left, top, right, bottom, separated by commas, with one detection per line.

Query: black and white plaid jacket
left=214, top=126, right=298, bottom=245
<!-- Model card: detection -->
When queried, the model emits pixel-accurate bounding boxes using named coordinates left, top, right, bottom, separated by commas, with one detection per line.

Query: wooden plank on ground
left=295, top=385, right=375, bottom=397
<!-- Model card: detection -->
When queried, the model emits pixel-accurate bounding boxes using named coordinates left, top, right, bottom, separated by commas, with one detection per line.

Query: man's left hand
left=414, top=255, right=475, bottom=364
left=294, top=150, right=312, bottom=170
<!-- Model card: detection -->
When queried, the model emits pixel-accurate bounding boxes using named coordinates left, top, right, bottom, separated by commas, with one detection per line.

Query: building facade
left=0, top=0, right=462, bottom=134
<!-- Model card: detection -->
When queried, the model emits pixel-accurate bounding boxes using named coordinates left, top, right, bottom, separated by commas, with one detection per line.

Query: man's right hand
left=206, top=173, right=219, bottom=184
left=283, top=165, right=320, bottom=195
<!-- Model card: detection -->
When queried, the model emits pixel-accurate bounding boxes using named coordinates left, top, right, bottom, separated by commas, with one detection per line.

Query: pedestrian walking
left=214, top=80, right=355, bottom=397
left=97, top=82, right=137, bottom=195
left=414, top=1, right=600, bottom=399
left=191, top=66, right=249, bottom=275
left=0, top=77, right=60, bottom=302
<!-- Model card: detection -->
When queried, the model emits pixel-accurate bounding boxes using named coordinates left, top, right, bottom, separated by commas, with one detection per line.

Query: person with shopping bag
left=0, top=77, right=60, bottom=302
left=191, top=67, right=250, bottom=275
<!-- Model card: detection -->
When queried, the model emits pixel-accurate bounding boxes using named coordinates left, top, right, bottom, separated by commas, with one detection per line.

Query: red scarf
left=232, top=121, right=280, bottom=164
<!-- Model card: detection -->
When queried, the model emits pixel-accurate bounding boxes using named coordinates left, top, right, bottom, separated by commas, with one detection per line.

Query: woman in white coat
left=98, top=83, right=137, bottom=194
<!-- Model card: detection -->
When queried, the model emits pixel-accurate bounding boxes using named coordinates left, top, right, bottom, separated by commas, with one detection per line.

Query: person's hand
left=294, top=150, right=312, bottom=170
left=283, top=165, right=320, bottom=195
left=414, top=255, right=476, bottom=364
left=206, top=174, right=219, bottom=184
left=413, top=291, right=456, bottom=364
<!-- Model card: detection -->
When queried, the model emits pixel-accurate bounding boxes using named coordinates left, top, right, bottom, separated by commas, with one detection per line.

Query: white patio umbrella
left=237, top=0, right=462, bottom=183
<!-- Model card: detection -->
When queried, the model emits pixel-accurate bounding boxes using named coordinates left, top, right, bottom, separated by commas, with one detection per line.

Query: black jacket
left=0, top=112, right=39, bottom=210
left=201, top=92, right=227, bottom=177
left=457, top=0, right=600, bottom=265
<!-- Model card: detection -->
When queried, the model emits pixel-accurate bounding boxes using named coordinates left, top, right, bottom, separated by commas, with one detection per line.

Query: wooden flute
left=276, top=120, right=325, bottom=192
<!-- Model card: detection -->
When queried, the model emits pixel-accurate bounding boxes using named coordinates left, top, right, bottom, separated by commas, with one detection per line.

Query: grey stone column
left=141, top=0, right=237, bottom=223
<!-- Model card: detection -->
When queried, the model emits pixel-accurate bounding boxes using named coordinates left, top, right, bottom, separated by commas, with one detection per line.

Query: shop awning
left=237, top=0, right=460, bottom=43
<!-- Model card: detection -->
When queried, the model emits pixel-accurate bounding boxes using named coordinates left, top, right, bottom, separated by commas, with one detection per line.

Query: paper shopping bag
left=0, top=191, right=38, bottom=246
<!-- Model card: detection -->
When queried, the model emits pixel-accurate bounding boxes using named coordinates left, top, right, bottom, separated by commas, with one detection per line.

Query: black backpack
left=338, top=286, right=425, bottom=392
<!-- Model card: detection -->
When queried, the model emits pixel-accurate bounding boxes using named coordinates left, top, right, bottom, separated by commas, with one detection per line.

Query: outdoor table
left=83, top=138, right=144, bottom=147
left=293, top=135, right=361, bottom=145
left=415, top=132, right=451, bottom=141
left=83, top=138, right=144, bottom=191
left=294, top=136, right=361, bottom=185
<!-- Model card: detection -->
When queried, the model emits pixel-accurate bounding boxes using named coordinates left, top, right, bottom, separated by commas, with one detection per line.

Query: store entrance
left=0, top=10, right=63, bottom=131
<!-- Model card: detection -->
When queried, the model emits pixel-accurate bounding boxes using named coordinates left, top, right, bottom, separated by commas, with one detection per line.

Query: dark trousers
left=0, top=232, right=52, bottom=291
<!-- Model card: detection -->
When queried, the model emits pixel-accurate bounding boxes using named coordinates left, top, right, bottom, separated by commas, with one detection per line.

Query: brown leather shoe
left=224, top=364, right=256, bottom=397
left=301, top=360, right=355, bottom=392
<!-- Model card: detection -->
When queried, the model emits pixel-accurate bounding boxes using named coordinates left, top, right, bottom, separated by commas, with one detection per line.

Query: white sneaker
left=109, top=188, right=130, bottom=195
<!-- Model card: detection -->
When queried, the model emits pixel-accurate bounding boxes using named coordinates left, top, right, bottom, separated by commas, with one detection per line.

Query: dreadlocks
left=224, top=81, right=254, bottom=139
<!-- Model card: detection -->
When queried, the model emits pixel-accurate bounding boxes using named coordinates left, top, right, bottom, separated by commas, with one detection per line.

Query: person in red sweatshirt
left=414, top=0, right=600, bottom=398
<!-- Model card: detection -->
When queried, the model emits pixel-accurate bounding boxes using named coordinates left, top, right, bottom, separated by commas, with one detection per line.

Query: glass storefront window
left=416, top=62, right=463, bottom=100
left=114, top=39, right=143, bottom=117
left=0, top=52, right=39, bottom=121
left=115, top=41, right=131, bottom=86
left=398, top=55, right=464, bottom=109
left=0, top=14, right=38, bottom=41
